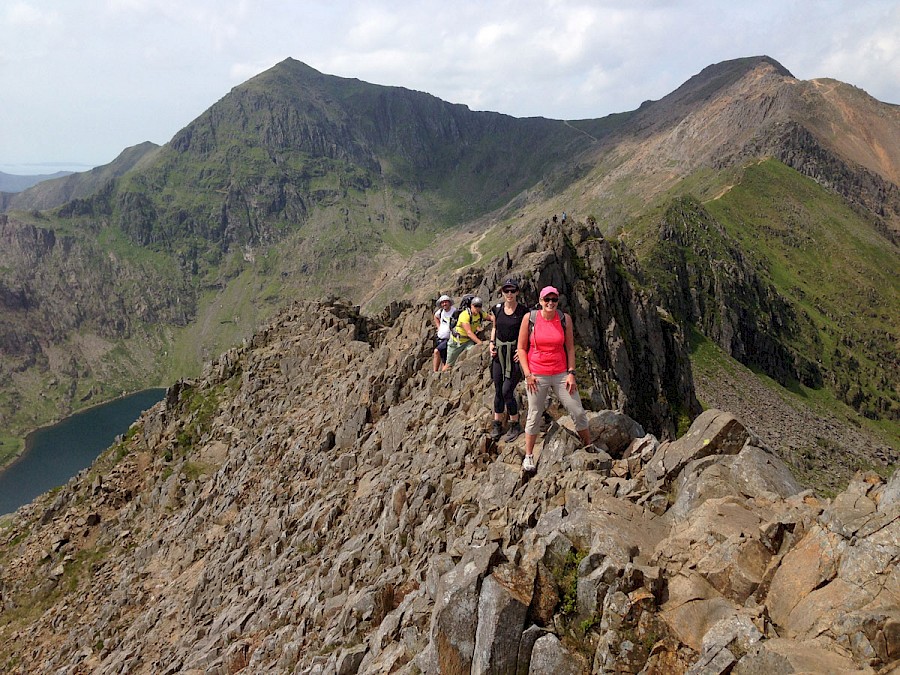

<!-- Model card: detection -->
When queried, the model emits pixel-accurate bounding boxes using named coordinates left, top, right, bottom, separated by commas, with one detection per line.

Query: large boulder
left=645, top=409, right=750, bottom=488
left=670, top=444, right=804, bottom=521
left=472, top=565, right=534, bottom=675
left=762, top=471, right=900, bottom=665
left=732, top=638, right=869, bottom=674
left=527, top=633, right=588, bottom=675
left=424, top=544, right=500, bottom=674
left=558, top=409, right=645, bottom=457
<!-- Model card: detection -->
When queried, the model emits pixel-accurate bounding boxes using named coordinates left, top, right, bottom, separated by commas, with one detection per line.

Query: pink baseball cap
left=539, top=286, right=559, bottom=299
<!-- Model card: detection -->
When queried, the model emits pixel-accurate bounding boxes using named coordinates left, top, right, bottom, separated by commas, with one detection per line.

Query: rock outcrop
left=0, top=299, right=895, bottom=674
left=644, top=196, right=823, bottom=390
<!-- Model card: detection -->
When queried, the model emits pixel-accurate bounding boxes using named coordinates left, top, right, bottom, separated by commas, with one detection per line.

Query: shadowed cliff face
left=0, top=298, right=895, bottom=674
left=0, top=216, right=194, bottom=344
left=0, top=214, right=193, bottom=431
left=640, top=181, right=899, bottom=428
left=644, top=197, right=822, bottom=389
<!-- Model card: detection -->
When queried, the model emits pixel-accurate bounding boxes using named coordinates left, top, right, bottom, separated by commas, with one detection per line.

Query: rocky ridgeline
left=447, top=219, right=700, bottom=440
left=0, top=299, right=897, bottom=674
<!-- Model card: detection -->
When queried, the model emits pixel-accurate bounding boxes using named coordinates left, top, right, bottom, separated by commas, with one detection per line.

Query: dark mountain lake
left=0, top=388, right=166, bottom=515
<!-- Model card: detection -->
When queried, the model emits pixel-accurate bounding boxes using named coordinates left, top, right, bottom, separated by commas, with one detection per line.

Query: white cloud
left=4, top=1, right=57, bottom=25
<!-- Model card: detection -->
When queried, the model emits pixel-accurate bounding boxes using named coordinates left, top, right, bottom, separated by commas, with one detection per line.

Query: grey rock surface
left=0, top=299, right=894, bottom=675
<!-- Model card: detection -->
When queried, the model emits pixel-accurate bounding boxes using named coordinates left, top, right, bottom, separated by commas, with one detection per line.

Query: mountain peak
left=697, top=55, right=793, bottom=81
left=268, top=57, right=324, bottom=77
left=651, top=55, right=794, bottom=111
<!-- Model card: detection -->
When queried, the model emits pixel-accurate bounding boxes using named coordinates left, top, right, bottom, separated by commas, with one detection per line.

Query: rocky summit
left=0, top=289, right=896, bottom=673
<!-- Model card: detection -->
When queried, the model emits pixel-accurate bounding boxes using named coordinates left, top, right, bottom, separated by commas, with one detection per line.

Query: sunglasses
left=542, top=296, right=559, bottom=303
left=472, top=303, right=483, bottom=308
left=502, top=288, right=518, bottom=293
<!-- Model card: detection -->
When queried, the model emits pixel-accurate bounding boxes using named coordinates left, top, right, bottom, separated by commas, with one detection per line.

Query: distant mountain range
left=0, top=142, right=160, bottom=212
left=0, top=170, right=74, bottom=193
left=0, top=55, right=896, bottom=479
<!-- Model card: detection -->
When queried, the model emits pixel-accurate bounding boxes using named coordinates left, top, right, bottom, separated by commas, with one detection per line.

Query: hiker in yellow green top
left=444, top=296, right=490, bottom=369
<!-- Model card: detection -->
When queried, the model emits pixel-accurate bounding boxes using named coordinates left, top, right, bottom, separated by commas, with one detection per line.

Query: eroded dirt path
left=452, top=229, right=490, bottom=273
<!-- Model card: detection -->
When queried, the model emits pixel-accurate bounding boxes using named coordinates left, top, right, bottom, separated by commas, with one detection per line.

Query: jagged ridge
left=1, top=54, right=898, bottom=482
left=0, top=296, right=896, bottom=673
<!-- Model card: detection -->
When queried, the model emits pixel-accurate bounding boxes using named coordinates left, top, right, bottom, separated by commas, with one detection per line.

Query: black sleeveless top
left=492, top=303, right=529, bottom=343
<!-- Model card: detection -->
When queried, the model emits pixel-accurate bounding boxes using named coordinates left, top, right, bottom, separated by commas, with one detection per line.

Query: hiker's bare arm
left=490, top=317, right=497, bottom=357
left=517, top=314, right=535, bottom=389
left=462, top=321, right=480, bottom=343
left=565, top=313, right=577, bottom=393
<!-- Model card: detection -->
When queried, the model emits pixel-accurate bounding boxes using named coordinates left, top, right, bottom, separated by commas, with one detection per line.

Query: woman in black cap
left=488, top=279, right=529, bottom=441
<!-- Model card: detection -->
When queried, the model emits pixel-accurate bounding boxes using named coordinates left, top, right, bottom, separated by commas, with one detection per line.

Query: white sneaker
left=522, top=455, right=536, bottom=472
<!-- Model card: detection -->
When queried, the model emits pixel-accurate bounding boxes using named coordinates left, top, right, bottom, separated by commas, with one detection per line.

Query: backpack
left=527, top=308, right=567, bottom=348
left=448, top=294, right=475, bottom=335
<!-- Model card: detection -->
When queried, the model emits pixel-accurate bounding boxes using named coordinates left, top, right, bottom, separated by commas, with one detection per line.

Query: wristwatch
left=567, top=369, right=576, bottom=375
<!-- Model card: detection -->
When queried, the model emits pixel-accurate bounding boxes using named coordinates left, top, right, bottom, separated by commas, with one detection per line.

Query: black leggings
left=492, top=359, right=522, bottom=416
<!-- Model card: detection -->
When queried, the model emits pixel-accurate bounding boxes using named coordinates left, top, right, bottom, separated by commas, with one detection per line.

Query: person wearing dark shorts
left=433, top=295, right=455, bottom=372
left=489, top=279, right=529, bottom=442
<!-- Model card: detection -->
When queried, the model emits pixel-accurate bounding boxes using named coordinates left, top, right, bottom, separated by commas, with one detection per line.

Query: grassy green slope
left=616, top=158, right=898, bottom=486
left=706, top=160, right=898, bottom=430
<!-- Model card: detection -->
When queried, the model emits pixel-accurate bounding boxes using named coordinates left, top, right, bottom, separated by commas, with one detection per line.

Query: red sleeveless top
left=528, top=311, right=568, bottom=375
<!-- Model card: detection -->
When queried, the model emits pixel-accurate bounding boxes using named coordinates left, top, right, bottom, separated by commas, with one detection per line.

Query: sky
left=2, top=0, right=898, bottom=174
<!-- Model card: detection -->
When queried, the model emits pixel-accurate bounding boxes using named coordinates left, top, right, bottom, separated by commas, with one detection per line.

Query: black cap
left=500, top=278, right=520, bottom=291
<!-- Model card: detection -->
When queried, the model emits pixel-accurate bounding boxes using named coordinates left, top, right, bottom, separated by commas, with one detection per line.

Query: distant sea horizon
left=0, top=162, right=96, bottom=175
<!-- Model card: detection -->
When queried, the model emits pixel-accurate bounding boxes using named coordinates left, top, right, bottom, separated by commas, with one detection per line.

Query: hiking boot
left=522, top=454, right=536, bottom=472
left=503, top=421, right=522, bottom=443
left=490, top=420, right=503, bottom=442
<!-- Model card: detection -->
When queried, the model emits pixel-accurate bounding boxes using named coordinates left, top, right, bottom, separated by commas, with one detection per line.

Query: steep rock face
left=0, top=214, right=193, bottom=429
left=0, top=216, right=193, bottom=341
left=644, top=196, right=821, bottom=388
left=0, top=300, right=895, bottom=674
left=641, top=177, right=899, bottom=427
left=448, top=219, right=700, bottom=438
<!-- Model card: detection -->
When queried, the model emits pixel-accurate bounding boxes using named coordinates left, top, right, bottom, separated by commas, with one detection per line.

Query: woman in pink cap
left=516, top=286, right=591, bottom=471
